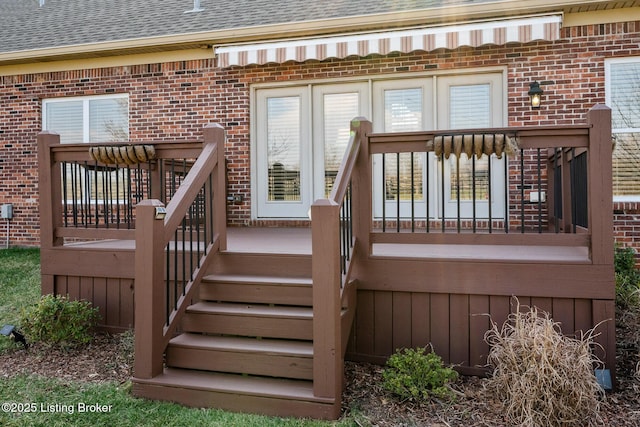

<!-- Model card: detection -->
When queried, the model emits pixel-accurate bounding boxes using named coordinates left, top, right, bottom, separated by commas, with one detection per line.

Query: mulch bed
left=0, top=311, right=639, bottom=426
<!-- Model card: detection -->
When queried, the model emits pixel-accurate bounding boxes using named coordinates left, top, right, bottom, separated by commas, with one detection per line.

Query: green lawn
left=0, top=249, right=359, bottom=427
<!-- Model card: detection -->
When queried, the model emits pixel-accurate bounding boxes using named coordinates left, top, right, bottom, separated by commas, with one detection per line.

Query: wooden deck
left=37, top=107, right=616, bottom=419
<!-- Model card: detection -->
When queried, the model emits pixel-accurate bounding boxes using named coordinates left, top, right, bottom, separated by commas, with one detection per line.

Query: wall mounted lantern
left=528, top=81, right=544, bottom=109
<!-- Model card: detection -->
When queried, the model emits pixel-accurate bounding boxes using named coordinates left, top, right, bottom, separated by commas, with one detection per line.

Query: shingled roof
left=0, top=0, right=497, bottom=54
left=0, top=0, right=632, bottom=61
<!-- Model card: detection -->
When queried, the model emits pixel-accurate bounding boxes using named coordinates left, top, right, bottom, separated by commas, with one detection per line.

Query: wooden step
left=132, top=368, right=339, bottom=419
left=211, top=252, right=311, bottom=277
left=166, top=333, right=313, bottom=380
left=181, top=302, right=313, bottom=340
left=200, top=274, right=312, bottom=306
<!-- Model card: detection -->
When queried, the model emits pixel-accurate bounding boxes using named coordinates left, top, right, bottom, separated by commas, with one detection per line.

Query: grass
left=0, top=249, right=355, bottom=427
left=0, top=248, right=40, bottom=352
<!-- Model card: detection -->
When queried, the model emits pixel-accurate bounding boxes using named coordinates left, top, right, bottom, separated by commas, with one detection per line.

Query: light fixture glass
left=528, top=81, right=544, bottom=109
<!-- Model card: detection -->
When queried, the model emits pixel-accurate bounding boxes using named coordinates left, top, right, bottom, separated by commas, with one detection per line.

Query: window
left=43, top=94, right=129, bottom=143
left=42, top=94, right=130, bottom=204
left=606, top=58, right=640, bottom=200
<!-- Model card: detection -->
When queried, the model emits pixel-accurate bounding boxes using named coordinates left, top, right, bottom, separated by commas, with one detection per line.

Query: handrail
left=134, top=124, right=227, bottom=380
left=311, top=117, right=365, bottom=403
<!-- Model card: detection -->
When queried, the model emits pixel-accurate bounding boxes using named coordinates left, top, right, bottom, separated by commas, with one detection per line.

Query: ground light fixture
left=0, top=324, right=28, bottom=349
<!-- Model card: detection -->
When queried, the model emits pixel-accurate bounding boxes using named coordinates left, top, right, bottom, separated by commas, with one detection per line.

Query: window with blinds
left=266, top=96, right=302, bottom=201
left=42, top=94, right=130, bottom=203
left=43, top=94, right=129, bottom=143
left=322, top=92, right=360, bottom=196
left=607, top=59, right=640, bottom=198
left=449, top=84, right=491, bottom=201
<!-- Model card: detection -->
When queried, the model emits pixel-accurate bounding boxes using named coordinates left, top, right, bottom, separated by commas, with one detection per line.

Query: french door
left=255, top=83, right=368, bottom=218
left=253, top=72, right=505, bottom=220
left=371, top=74, right=504, bottom=220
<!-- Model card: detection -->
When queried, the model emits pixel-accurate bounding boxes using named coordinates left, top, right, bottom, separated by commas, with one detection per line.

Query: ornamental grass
left=484, top=299, right=605, bottom=427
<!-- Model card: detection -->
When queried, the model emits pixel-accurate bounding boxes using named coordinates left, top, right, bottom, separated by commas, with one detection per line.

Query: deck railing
left=133, top=124, right=227, bottom=379
left=351, top=105, right=612, bottom=263
left=37, top=133, right=208, bottom=245
left=310, top=105, right=613, bottom=402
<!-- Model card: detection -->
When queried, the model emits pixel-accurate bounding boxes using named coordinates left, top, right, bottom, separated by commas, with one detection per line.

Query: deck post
left=586, top=104, right=616, bottom=382
left=203, top=123, right=227, bottom=251
left=134, top=199, right=166, bottom=379
left=351, top=117, right=372, bottom=257
left=37, top=132, right=63, bottom=296
left=587, top=104, right=613, bottom=266
left=37, top=131, right=63, bottom=249
left=311, top=199, right=342, bottom=410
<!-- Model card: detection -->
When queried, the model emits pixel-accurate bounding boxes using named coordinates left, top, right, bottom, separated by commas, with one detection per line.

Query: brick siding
left=1, top=21, right=639, bottom=262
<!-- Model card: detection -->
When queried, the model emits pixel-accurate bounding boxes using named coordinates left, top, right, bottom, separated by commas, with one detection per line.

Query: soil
left=1, top=311, right=639, bottom=426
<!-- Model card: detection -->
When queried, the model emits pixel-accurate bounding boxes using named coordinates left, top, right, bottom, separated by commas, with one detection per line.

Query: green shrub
left=614, top=245, right=640, bottom=310
left=20, top=294, right=100, bottom=348
left=382, top=346, right=458, bottom=401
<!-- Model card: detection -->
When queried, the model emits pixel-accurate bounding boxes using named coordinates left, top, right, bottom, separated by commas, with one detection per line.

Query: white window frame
left=605, top=57, right=640, bottom=202
left=42, top=93, right=130, bottom=143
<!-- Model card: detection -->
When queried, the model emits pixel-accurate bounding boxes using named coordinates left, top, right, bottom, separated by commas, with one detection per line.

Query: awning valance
left=216, top=14, right=562, bottom=67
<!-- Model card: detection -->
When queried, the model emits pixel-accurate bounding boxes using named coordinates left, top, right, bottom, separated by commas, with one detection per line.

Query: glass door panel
left=313, top=86, right=366, bottom=199
left=437, top=74, right=505, bottom=219
left=256, top=87, right=310, bottom=218
left=372, top=80, right=434, bottom=219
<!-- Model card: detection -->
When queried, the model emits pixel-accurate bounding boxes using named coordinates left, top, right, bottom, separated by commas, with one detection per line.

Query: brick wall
left=1, top=21, right=640, bottom=262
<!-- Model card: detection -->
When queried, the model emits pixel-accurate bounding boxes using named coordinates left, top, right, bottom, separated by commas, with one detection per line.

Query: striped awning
left=216, top=14, right=562, bottom=67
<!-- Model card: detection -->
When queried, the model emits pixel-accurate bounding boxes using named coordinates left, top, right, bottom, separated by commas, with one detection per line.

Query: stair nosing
left=186, top=302, right=313, bottom=319
left=168, top=333, right=313, bottom=356
left=203, top=274, right=312, bottom=286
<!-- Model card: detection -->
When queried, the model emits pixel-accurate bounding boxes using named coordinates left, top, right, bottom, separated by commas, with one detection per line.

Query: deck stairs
left=133, top=248, right=351, bottom=419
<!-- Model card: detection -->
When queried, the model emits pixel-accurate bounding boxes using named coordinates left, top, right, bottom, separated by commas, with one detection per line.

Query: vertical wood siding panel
left=53, top=275, right=68, bottom=296
left=374, top=291, right=393, bottom=357
left=574, top=298, right=593, bottom=335
left=592, top=300, right=616, bottom=374
left=513, top=296, right=531, bottom=311
left=120, top=279, right=135, bottom=328
left=449, top=294, right=469, bottom=366
left=469, top=295, right=490, bottom=368
left=411, top=292, right=430, bottom=348
left=66, top=276, right=80, bottom=299
left=531, top=297, right=552, bottom=315
left=430, top=293, right=450, bottom=363
left=552, top=298, right=575, bottom=337
left=355, top=290, right=375, bottom=355
left=392, top=292, right=412, bottom=351
left=80, top=276, right=94, bottom=303
left=106, top=278, right=121, bottom=328
left=93, top=277, right=108, bottom=327
left=489, top=295, right=510, bottom=332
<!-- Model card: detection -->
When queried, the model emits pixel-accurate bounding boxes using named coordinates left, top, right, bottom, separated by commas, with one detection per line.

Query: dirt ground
left=1, top=311, right=639, bottom=426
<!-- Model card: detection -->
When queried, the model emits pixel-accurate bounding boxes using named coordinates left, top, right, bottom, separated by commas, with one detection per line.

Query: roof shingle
left=0, top=0, right=495, bottom=54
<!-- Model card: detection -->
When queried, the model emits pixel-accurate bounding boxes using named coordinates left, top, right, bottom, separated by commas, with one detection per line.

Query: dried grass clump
left=484, top=301, right=605, bottom=427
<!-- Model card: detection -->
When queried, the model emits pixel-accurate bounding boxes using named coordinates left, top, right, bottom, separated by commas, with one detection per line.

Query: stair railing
left=311, top=117, right=371, bottom=408
left=134, top=124, right=227, bottom=379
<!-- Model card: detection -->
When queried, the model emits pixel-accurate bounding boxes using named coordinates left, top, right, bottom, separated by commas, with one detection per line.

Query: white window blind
left=609, top=61, right=640, bottom=198
left=449, top=84, right=491, bottom=201
left=45, top=101, right=83, bottom=143
left=323, top=92, right=359, bottom=195
left=267, top=96, right=302, bottom=201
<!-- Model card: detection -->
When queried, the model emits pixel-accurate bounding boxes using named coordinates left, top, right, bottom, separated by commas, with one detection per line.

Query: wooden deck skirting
left=37, top=105, right=615, bottom=419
